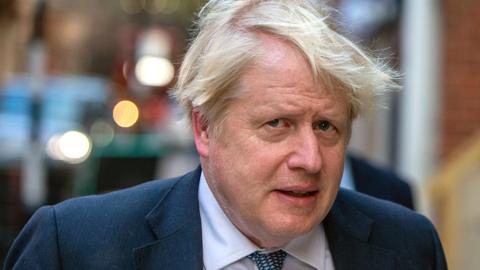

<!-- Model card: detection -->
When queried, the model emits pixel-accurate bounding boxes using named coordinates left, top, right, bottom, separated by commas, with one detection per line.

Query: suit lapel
left=324, top=190, right=398, bottom=270
left=132, top=171, right=399, bottom=269
left=133, top=168, right=204, bottom=270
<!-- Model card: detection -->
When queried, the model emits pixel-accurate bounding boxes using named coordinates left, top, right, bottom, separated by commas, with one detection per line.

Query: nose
left=286, top=128, right=322, bottom=174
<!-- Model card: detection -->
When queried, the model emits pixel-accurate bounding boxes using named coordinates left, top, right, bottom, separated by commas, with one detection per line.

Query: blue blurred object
left=0, top=75, right=108, bottom=162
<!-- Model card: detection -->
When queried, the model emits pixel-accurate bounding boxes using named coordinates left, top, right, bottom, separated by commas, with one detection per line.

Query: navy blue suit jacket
left=4, top=167, right=447, bottom=269
left=348, top=154, right=415, bottom=210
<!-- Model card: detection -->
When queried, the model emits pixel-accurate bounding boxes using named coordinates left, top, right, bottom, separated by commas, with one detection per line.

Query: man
left=4, top=0, right=447, bottom=269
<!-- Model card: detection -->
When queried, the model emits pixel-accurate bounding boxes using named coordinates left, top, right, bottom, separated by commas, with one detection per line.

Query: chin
left=263, top=216, right=319, bottom=244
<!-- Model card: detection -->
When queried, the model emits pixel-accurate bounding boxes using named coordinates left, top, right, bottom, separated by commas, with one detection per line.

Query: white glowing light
left=57, top=131, right=92, bottom=163
left=46, top=131, right=92, bottom=164
left=137, top=30, right=172, bottom=58
left=135, top=56, right=174, bottom=87
left=46, top=134, right=63, bottom=160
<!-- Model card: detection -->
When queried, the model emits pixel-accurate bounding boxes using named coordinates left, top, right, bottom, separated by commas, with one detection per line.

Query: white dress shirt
left=198, top=172, right=335, bottom=270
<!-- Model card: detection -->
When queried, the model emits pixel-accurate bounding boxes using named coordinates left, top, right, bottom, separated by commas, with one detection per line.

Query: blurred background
left=0, top=0, right=478, bottom=269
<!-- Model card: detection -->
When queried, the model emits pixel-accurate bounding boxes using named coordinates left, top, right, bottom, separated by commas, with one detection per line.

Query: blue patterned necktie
left=247, top=250, right=287, bottom=270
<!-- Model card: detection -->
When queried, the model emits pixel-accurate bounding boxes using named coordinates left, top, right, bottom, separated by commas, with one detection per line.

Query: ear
left=192, top=110, right=210, bottom=158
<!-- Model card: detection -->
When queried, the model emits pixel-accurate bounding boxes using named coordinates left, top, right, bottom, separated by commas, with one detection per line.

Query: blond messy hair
left=170, top=0, right=399, bottom=137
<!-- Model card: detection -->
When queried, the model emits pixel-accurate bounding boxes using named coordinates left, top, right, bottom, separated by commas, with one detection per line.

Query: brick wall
left=442, top=0, right=480, bottom=160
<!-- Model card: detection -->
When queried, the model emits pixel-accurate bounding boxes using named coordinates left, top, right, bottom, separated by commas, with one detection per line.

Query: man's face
left=194, top=34, right=349, bottom=248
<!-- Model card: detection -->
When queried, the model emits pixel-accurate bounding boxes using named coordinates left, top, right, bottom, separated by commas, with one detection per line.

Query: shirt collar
left=199, top=172, right=258, bottom=269
left=199, top=172, right=329, bottom=269
left=284, top=222, right=328, bottom=269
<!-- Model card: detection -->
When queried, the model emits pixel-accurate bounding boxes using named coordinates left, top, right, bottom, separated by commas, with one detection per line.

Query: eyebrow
left=247, top=98, right=347, bottom=124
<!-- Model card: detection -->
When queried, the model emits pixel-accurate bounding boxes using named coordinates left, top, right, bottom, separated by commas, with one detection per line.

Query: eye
left=266, top=119, right=290, bottom=128
left=315, top=120, right=334, bottom=131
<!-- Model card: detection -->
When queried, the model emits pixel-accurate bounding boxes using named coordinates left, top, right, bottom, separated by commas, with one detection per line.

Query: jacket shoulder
left=55, top=176, right=179, bottom=220
left=336, top=189, right=434, bottom=235
left=4, top=169, right=200, bottom=269
left=331, top=189, right=447, bottom=269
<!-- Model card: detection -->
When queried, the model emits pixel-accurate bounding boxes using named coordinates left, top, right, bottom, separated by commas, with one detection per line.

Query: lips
left=274, top=188, right=319, bottom=208
left=275, top=184, right=319, bottom=201
left=280, top=190, right=318, bottom=197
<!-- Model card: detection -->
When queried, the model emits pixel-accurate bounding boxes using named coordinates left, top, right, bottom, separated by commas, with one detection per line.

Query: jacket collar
left=324, top=189, right=397, bottom=270
left=133, top=167, right=204, bottom=270
left=132, top=169, right=398, bottom=270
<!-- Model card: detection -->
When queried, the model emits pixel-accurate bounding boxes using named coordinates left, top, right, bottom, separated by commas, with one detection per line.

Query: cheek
left=211, top=143, right=275, bottom=200
left=224, top=136, right=281, bottom=171
left=324, top=144, right=346, bottom=168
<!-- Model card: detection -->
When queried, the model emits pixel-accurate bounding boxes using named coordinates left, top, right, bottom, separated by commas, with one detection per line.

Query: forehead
left=239, top=33, right=346, bottom=102
left=251, top=33, right=312, bottom=79
left=226, top=34, right=348, bottom=120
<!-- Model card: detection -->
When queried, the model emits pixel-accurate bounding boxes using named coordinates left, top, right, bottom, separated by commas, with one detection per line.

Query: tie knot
left=247, top=250, right=287, bottom=270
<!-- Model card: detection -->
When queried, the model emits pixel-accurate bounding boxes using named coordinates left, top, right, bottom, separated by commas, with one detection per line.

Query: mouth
left=274, top=188, right=319, bottom=207
left=277, top=190, right=318, bottom=198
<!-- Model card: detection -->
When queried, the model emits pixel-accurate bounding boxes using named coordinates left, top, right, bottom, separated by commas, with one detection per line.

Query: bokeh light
left=113, top=100, right=140, bottom=128
left=46, top=134, right=63, bottom=161
left=90, top=120, right=115, bottom=147
left=134, top=56, right=174, bottom=87
left=46, top=131, right=92, bottom=164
